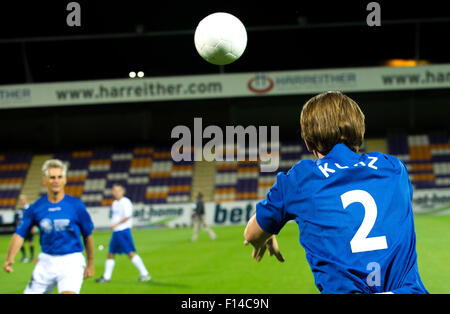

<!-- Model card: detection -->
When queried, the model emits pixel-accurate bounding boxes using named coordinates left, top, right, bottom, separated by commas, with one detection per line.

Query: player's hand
left=84, top=264, right=95, bottom=279
left=244, top=235, right=285, bottom=263
left=3, top=260, right=14, bottom=273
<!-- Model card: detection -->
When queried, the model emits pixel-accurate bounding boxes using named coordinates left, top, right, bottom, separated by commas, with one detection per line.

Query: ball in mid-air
left=194, top=12, right=247, bottom=65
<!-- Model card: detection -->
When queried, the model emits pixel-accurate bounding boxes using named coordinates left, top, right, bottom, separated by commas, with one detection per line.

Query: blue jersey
left=15, top=194, right=94, bottom=256
left=256, top=144, right=428, bottom=294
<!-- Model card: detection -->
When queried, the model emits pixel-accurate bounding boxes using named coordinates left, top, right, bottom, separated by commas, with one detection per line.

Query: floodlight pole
left=20, top=42, right=33, bottom=83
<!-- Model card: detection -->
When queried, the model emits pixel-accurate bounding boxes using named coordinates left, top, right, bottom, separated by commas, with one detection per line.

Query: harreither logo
left=247, top=73, right=274, bottom=94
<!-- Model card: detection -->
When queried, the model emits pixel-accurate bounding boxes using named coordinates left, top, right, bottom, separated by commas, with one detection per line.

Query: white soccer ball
left=194, top=12, right=247, bottom=65
left=98, top=245, right=104, bottom=251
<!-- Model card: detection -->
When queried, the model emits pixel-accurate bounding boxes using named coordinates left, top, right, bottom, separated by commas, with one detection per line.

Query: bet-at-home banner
left=411, top=189, right=450, bottom=216
left=86, top=201, right=257, bottom=229
left=86, top=193, right=450, bottom=230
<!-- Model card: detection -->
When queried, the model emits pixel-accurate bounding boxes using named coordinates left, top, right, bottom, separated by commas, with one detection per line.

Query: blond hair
left=42, top=159, right=68, bottom=178
left=300, top=91, right=365, bottom=155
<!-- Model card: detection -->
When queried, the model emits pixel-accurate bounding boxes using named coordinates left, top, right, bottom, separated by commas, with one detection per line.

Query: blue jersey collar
left=315, top=144, right=361, bottom=166
left=45, top=193, right=68, bottom=205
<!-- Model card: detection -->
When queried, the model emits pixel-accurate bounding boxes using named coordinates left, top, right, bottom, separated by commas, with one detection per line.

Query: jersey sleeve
left=398, top=158, right=414, bottom=201
left=77, top=201, right=94, bottom=238
left=255, top=172, right=290, bottom=235
left=15, top=207, right=34, bottom=238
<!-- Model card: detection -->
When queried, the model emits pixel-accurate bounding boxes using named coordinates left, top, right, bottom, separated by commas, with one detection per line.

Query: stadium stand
left=0, top=153, right=32, bottom=210
left=3, top=134, right=449, bottom=208
left=214, top=141, right=312, bottom=202
left=387, top=133, right=450, bottom=189
left=47, top=146, right=195, bottom=207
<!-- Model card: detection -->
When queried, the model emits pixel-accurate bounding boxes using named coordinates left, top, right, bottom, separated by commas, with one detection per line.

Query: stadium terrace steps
left=191, top=160, right=216, bottom=202
left=20, top=154, right=52, bottom=207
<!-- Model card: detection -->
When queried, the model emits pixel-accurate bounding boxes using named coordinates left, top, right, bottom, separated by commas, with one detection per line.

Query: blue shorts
left=108, top=228, right=136, bottom=255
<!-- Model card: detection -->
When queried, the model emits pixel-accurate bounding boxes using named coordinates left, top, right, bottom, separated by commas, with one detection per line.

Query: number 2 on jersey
left=340, top=190, right=388, bottom=253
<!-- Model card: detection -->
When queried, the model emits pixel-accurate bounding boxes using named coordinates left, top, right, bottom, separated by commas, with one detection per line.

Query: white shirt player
left=111, top=197, right=133, bottom=232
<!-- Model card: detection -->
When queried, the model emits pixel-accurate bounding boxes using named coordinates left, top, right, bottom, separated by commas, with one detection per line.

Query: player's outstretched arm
left=83, top=235, right=95, bottom=278
left=3, top=233, right=25, bottom=273
left=244, top=215, right=284, bottom=263
left=110, top=217, right=130, bottom=230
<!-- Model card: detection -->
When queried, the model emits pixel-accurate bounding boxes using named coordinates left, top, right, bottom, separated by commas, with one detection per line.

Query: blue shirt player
left=244, top=91, right=428, bottom=294
left=3, top=159, right=95, bottom=294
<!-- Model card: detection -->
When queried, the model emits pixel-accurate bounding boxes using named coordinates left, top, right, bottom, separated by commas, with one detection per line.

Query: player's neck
left=313, top=151, right=325, bottom=159
left=47, top=191, right=65, bottom=203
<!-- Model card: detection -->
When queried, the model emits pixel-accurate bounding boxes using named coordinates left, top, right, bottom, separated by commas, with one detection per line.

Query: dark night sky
left=0, top=0, right=449, bottom=85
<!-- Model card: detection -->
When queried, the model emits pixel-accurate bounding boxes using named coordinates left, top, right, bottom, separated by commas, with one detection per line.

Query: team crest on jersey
left=40, top=218, right=53, bottom=233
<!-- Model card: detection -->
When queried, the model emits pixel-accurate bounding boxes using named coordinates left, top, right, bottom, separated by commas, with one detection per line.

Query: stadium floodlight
left=137, top=71, right=144, bottom=78
left=129, top=71, right=137, bottom=78
left=384, top=59, right=430, bottom=67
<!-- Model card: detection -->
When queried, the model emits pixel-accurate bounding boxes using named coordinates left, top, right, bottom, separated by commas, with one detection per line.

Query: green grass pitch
left=0, top=215, right=449, bottom=294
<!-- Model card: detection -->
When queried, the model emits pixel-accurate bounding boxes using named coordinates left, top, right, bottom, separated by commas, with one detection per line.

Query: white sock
left=131, top=254, right=149, bottom=277
left=103, top=259, right=115, bottom=280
